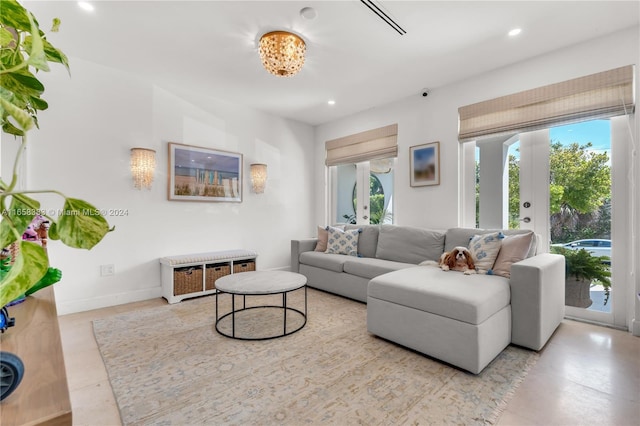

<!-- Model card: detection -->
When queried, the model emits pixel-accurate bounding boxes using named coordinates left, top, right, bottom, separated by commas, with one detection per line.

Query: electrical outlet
left=100, top=264, right=115, bottom=276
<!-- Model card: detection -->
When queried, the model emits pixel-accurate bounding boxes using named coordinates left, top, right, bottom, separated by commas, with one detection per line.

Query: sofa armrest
left=510, top=253, right=565, bottom=350
left=291, top=238, right=318, bottom=273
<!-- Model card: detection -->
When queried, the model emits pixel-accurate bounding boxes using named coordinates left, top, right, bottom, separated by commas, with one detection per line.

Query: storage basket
left=173, top=266, right=203, bottom=296
left=205, top=263, right=231, bottom=290
left=233, top=260, right=256, bottom=274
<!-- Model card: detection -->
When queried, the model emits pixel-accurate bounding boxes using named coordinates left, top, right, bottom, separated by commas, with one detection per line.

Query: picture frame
left=410, top=141, right=440, bottom=187
left=168, top=142, right=243, bottom=202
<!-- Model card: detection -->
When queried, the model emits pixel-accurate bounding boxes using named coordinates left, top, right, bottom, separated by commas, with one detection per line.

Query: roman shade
left=458, top=65, right=635, bottom=142
left=325, top=123, right=398, bottom=166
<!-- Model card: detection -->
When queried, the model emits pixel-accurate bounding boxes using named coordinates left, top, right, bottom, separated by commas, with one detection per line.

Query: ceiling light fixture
left=258, top=31, right=306, bottom=77
left=328, top=100, right=336, bottom=106
left=508, top=28, right=522, bottom=37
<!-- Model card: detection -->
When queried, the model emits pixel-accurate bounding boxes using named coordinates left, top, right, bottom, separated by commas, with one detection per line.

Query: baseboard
left=56, top=267, right=291, bottom=315
left=56, top=287, right=163, bottom=315
left=564, top=315, right=628, bottom=331
left=267, top=265, right=292, bottom=272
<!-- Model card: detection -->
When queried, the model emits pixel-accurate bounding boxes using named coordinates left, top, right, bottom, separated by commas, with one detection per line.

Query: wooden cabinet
left=0, top=287, right=72, bottom=426
left=160, top=250, right=257, bottom=304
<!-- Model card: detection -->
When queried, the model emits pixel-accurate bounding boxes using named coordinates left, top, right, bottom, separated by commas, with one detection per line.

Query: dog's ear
left=447, top=251, right=457, bottom=268
left=465, top=249, right=475, bottom=269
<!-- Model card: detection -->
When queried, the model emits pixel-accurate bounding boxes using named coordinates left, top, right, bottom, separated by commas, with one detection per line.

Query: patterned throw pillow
left=325, top=227, right=361, bottom=256
left=468, top=232, right=504, bottom=274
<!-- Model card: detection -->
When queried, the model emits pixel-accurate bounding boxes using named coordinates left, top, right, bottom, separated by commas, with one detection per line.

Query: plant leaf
left=51, top=17, right=61, bottom=33
left=1, top=120, right=23, bottom=136
left=0, top=27, right=14, bottom=47
left=0, top=0, right=34, bottom=33
left=0, top=93, right=34, bottom=132
left=1, top=70, right=45, bottom=96
left=24, top=11, right=49, bottom=72
left=29, top=95, right=48, bottom=111
left=0, top=193, right=40, bottom=249
left=48, top=221, right=60, bottom=240
left=42, top=38, right=69, bottom=71
left=0, top=240, right=48, bottom=308
left=57, top=198, right=111, bottom=249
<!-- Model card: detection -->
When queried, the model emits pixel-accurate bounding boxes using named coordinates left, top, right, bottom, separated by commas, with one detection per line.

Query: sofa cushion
left=325, top=227, right=361, bottom=256
left=375, top=225, right=445, bottom=264
left=343, top=257, right=415, bottom=280
left=368, top=266, right=510, bottom=325
left=345, top=224, right=379, bottom=258
left=299, top=251, right=350, bottom=273
left=492, top=232, right=534, bottom=278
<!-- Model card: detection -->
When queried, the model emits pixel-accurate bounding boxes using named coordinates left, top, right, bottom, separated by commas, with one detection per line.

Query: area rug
left=93, top=288, right=539, bottom=425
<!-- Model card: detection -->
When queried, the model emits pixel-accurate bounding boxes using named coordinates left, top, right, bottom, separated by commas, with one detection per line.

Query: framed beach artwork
left=168, top=142, right=243, bottom=202
left=410, top=141, right=440, bottom=187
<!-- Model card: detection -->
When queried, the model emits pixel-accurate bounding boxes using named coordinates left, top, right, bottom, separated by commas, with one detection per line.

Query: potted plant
left=550, top=246, right=611, bottom=308
left=1, top=0, right=112, bottom=401
left=1, top=0, right=112, bottom=307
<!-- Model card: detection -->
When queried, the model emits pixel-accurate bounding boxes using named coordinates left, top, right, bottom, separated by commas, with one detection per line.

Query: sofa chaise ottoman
left=367, top=252, right=564, bottom=373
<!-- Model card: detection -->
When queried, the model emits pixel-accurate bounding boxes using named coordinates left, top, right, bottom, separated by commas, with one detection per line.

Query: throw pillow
left=468, top=231, right=504, bottom=274
left=325, top=227, right=361, bottom=256
left=492, top=232, right=534, bottom=278
left=314, top=225, right=344, bottom=252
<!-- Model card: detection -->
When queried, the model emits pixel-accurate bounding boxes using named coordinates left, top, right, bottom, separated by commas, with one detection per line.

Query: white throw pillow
left=325, top=227, right=361, bottom=256
left=468, top=232, right=504, bottom=274
left=492, top=232, right=534, bottom=278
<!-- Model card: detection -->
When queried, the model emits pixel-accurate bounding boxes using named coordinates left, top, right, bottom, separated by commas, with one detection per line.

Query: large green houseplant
left=0, top=0, right=112, bottom=308
left=550, top=246, right=611, bottom=308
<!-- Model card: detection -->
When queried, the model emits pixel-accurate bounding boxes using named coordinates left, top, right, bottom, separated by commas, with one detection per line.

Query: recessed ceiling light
left=508, top=28, right=522, bottom=37
left=300, top=7, right=317, bottom=20
left=328, top=100, right=336, bottom=106
left=77, top=2, right=94, bottom=12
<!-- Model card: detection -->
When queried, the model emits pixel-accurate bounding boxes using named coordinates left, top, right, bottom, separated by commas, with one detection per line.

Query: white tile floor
left=58, top=299, right=640, bottom=426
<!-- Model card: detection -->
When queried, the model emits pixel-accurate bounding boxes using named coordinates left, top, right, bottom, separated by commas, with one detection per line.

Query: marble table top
left=215, top=271, right=307, bottom=294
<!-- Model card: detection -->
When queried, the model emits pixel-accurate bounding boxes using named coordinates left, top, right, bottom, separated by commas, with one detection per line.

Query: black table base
left=215, top=286, right=307, bottom=340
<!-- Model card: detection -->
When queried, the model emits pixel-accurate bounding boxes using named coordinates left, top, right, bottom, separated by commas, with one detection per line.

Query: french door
left=331, top=160, right=394, bottom=225
left=516, top=120, right=629, bottom=328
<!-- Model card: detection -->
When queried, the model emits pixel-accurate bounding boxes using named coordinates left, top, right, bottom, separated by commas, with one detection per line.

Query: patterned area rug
left=93, top=288, right=538, bottom=425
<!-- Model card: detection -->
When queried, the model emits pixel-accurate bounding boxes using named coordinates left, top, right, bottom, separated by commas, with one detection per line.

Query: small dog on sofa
left=438, top=246, right=476, bottom=275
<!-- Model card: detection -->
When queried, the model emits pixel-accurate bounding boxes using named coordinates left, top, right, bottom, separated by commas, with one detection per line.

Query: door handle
left=519, top=217, right=531, bottom=223
left=363, top=216, right=369, bottom=220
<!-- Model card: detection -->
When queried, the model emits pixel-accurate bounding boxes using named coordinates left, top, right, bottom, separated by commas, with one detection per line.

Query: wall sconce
left=130, top=148, right=156, bottom=190
left=250, top=163, right=267, bottom=194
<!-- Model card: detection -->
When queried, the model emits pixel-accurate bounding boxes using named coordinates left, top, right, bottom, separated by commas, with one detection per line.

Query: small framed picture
left=410, top=141, right=440, bottom=187
left=168, top=142, right=242, bottom=202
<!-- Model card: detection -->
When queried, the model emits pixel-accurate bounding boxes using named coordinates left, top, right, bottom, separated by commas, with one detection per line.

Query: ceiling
left=25, top=1, right=640, bottom=126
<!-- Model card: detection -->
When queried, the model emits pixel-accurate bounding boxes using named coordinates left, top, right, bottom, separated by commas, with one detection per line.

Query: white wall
left=26, top=57, right=315, bottom=314
left=315, top=26, right=640, bottom=332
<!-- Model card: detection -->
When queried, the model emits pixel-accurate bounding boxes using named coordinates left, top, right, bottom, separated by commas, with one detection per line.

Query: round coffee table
left=215, top=271, right=307, bottom=340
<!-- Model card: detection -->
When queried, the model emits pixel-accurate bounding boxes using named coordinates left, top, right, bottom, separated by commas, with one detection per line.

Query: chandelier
left=258, top=31, right=306, bottom=77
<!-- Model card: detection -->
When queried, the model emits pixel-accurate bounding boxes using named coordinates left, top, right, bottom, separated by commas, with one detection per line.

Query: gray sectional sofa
left=291, top=224, right=565, bottom=374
